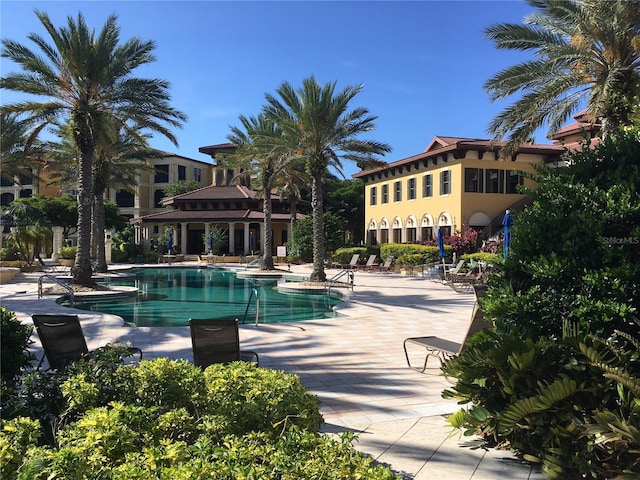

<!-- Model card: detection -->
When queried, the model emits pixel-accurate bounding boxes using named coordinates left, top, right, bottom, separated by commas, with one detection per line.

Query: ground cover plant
left=441, top=132, right=640, bottom=479
left=1, top=353, right=398, bottom=479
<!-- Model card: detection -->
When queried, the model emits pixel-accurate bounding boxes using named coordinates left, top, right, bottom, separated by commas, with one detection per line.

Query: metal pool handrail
left=38, top=274, right=75, bottom=305
left=242, top=287, right=259, bottom=325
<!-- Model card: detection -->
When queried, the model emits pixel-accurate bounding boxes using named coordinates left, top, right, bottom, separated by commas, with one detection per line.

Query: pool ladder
left=242, top=288, right=259, bottom=325
left=325, top=269, right=355, bottom=297
left=38, top=274, right=75, bottom=305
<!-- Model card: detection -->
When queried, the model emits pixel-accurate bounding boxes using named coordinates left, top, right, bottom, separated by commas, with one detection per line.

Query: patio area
left=1, top=263, right=544, bottom=480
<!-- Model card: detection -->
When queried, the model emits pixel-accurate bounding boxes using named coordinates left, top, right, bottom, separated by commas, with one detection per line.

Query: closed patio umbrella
left=249, top=232, right=254, bottom=254
left=502, top=210, right=513, bottom=258
left=437, top=227, right=446, bottom=262
left=208, top=231, right=214, bottom=253
left=168, top=231, right=173, bottom=254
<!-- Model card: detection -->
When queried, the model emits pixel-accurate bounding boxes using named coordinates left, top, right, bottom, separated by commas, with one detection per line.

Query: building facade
left=353, top=136, right=566, bottom=245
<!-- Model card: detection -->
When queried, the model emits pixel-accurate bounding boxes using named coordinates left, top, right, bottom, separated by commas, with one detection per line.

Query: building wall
left=361, top=150, right=544, bottom=244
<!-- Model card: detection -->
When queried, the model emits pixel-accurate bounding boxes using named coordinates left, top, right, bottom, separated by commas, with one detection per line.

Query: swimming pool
left=67, top=267, right=341, bottom=327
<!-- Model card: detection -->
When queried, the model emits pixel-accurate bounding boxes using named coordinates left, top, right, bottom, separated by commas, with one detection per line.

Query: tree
left=263, top=76, right=391, bottom=281
left=0, top=114, right=43, bottom=185
left=162, top=180, right=202, bottom=199
left=1, top=11, right=185, bottom=284
left=484, top=0, right=640, bottom=154
left=227, top=113, right=300, bottom=270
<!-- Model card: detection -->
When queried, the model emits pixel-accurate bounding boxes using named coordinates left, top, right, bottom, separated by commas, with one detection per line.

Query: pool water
left=69, top=268, right=340, bottom=327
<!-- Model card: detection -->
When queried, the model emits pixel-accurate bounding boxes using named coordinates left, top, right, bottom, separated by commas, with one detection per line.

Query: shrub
left=332, top=246, right=372, bottom=265
left=380, top=243, right=448, bottom=264
left=0, top=308, right=34, bottom=388
left=0, top=359, right=397, bottom=480
left=58, top=246, right=76, bottom=260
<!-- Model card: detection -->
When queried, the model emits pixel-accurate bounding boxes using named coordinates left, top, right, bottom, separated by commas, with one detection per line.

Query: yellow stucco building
left=353, top=136, right=566, bottom=245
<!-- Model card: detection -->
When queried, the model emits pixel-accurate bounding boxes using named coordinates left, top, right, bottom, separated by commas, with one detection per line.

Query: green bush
left=443, top=133, right=640, bottom=479
left=442, top=323, right=640, bottom=479
left=380, top=243, right=449, bottom=264
left=332, top=246, right=372, bottom=265
left=0, top=308, right=34, bottom=388
left=0, top=246, right=20, bottom=261
left=57, top=246, right=76, bottom=260
left=1, top=359, right=398, bottom=480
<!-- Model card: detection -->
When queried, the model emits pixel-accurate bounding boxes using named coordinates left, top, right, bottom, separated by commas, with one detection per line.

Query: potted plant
left=58, top=246, right=76, bottom=267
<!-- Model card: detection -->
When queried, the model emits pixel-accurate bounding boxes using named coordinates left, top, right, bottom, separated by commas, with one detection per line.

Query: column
left=243, top=223, right=250, bottom=255
left=228, top=223, right=235, bottom=255
left=205, top=223, right=211, bottom=253
left=180, top=222, right=187, bottom=255
left=51, top=226, right=64, bottom=262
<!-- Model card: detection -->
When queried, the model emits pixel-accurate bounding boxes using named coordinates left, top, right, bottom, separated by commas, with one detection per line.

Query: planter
left=0, top=267, right=20, bottom=283
left=59, top=259, right=75, bottom=267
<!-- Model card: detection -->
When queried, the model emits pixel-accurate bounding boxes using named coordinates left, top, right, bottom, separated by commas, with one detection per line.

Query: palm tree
left=227, top=113, right=300, bottom=270
left=0, top=114, right=43, bottom=187
left=1, top=11, right=185, bottom=284
left=263, top=76, right=391, bottom=282
left=484, top=0, right=640, bottom=154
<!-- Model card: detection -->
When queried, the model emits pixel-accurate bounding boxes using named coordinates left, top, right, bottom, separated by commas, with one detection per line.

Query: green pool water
left=69, top=267, right=340, bottom=327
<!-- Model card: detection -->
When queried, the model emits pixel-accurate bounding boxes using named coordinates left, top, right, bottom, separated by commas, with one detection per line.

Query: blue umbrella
left=249, top=232, right=254, bottom=254
left=437, top=228, right=446, bottom=260
left=168, top=231, right=173, bottom=253
left=502, top=210, right=513, bottom=258
left=208, top=231, right=214, bottom=252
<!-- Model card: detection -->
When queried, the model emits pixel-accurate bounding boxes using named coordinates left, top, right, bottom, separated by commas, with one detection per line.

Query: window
left=194, top=167, right=201, bottom=183
left=439, top=226, right=452, bottom=237
left=421, top=226, right=433, bottom=241
left=406, top=228, right=417, bottom=243
left=440, top=170, right=451, bottom=195
left=19, top=189, right=32, bottom=198
left=422, top=174, right=432, bottom=197
left=506, top=170, right=524, bottom=194
left=382, top=184, right=389, bottom=204
left=178, top=165, right=186, bottom=181
left=1, top=193, right=14, bottom=206
left=116, top=190, right=135, bottom=208
left=0, top=175, right=14, bottom=187
left=18, top=173, right=33, bottom=185
left=464, top=168, right=484, bottom=193
left=393, top=228, right=402, bottom=243
left=393, top=181, right=402, bottom=202
left=407, top=178, right=416, bottom=200
left=154, top=164, right=169, bottom=183
left=370, top=187, right=377, bottom=205
left=486, top=169, right=505, bottom=193
left=154, top=189, right=165, bottom=208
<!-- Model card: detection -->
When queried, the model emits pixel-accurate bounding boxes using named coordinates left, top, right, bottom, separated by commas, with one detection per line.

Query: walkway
left=0, top=264, right=544, bottom=480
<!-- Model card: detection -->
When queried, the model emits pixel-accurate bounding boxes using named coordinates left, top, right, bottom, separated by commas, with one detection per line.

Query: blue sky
left=1, top=0, right=540, bottom=177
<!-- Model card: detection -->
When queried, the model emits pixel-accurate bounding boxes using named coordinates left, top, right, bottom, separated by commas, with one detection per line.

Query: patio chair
left=32, top=314, right=143, bottom=371
left=357, top=254, right=378, bottom=270
left=443, top=259, right=466, bottom=282
left=189, top=318, right=259, bottom=368
left=403, top=284, right=489, bottom=372
left=340, top=253, right=360, bottom=270
left=374, top=255, right=394, bottom=273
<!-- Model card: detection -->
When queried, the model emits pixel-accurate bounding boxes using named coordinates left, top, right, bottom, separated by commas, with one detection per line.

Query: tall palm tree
left=227, top=113, right=300, bottom=270
left=263, top=76, right=391, bottom=282
left=1, top=11, right=185, bottom=284
left=0, top=114, right=43, bottom=187
left=484, top=0, right=640, bottom=154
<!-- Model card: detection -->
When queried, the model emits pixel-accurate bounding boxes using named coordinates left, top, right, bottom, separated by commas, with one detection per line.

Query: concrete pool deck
left=1, top=263, right=544, bottom=480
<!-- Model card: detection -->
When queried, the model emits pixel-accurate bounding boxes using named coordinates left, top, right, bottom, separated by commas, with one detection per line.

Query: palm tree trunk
left=92, top=190, right=108, bottom=273
left=309, top=172, right=326, bottom=282
left=72, top=121, right=95, bottom=285
left=261, top=177, right=275, bottom=270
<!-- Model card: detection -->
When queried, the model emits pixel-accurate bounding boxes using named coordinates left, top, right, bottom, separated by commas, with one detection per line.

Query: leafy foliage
left=289, top=212, right=346, bottom=261
left=1, top=358, right=397, bottom=479
left=443, top=133, right=640, bottom=479
left=0, top=308, right=34, bottom=388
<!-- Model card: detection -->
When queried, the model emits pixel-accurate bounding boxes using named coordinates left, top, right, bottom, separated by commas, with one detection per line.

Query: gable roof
left=353, top=136, right=564, bottom=178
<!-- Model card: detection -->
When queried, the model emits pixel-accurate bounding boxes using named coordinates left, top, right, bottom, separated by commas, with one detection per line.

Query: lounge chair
left=340, top=253, right=360, bottom=270
left=357, top=254, right=378, bottom=270
left=443, top=259, right=466, bottom=282
left=32, top=314, right=143, bottom=371
left=374, top=256, right=394, bottom=273
left=189, top=318, right=259, bottom=368
left=403, top=284, right=489, bottom=372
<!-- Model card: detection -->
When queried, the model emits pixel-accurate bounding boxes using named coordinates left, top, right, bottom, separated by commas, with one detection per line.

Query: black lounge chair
left=32, top=314, right=142, bottom=370
left=403, top=284, right=489, bottom=372
left=189, top=318, right=259, bottom=368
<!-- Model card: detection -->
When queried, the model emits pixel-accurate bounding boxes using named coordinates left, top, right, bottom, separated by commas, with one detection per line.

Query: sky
left=1, top=0, right=542, bottom=178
